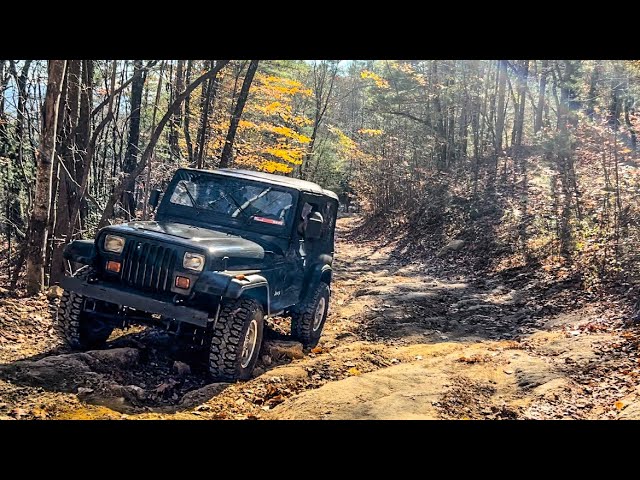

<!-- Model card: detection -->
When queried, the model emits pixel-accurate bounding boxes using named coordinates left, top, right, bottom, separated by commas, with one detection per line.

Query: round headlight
left=183, top=252, right=205, bottom=272
left=104, top=235, right=125, bottom=253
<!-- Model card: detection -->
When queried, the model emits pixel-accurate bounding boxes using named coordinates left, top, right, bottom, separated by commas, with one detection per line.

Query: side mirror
left=304, top=212, right=323, bottom=239
left=149, top=189, right=162, bottom=210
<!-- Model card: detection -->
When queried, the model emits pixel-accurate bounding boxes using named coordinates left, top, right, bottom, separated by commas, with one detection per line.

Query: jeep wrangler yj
left=58, top=168, right=338, bottom=381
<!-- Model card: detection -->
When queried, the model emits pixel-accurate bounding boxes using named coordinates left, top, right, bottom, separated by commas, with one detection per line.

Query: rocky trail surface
left=1, top=216, right=640, bottom=420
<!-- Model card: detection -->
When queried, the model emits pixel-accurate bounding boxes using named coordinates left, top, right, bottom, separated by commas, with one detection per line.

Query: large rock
left=172, top=361, right=191, bottom=377
left=437, top=239, right=465, bottom=257
left=85, top=348, right=140, bottom=370
left=263, top=340, right=304, bottom=360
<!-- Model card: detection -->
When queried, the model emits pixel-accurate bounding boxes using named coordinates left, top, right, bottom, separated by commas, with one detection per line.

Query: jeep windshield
left=159, top=170, right=296, bottom=235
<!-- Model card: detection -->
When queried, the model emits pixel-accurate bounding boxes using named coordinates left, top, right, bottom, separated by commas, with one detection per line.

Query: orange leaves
left=232, top=70, right=313, bottom=173
left=269, top=126, right=311, bottom=144
left=360, top=69, right=389, bottom=89
left=260, top=75, right=312, bottom=97
left=265, top=147, right=304, bottom=165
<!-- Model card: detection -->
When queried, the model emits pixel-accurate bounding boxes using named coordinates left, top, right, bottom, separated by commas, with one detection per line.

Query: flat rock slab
left=270, top=361, right=449, bottom=420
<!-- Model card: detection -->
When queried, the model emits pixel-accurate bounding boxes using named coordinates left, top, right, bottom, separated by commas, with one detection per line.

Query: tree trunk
left=495, top=60, right=507, bottom=153
left=625, top=97, right=637, bottom=151
left=512, top=60, right=529, bottom=148
left=50, top=60, right=82, bottom=284
left=534, top=60, right=548, bottom=132
left=301, top=61, right=337, bottom=180
left=168, top=60, right=184, bottom=160
left=586, top=60, right=601, bottom=120
left=183, top=60, right=194, bottom=164
left=98, top=61, right=229, bottom=229
left=142, top=60, right=166, bottom=220
left=219, top=60, right=259, bottom=168
left=195, top=61, right=221, bottom=169
left=0, top=60, right=7, bottom=149
left=123, top=60, right=146, bottom=217
left=24, top=60, right=67, bottom=294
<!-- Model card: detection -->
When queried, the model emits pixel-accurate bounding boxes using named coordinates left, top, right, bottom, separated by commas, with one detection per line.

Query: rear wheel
left=208, top=298, right=264, bottom=381
left=291, top=282, right=330, bottom=348
left=57, top=266, right=116, bottom=350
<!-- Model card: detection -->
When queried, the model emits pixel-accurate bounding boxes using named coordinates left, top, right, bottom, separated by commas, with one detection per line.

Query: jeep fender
left=194, top=272, right=270, bottom=315
left=62, top=240, right=97, bottom=266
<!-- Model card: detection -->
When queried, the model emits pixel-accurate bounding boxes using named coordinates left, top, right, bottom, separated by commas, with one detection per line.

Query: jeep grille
left=120, top=239, right=178, bottom=293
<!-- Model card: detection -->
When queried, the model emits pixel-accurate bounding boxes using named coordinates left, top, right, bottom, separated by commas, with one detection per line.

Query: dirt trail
left=1, top=216, right=639, bottom=420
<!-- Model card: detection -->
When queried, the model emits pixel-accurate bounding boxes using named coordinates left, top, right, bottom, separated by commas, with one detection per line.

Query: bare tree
left=24, top=60, right=67, bottom=294
left=302, top=60, right=338, bottom=180
left=98, top=60, right=230, bottom=228
left=219, top=60, right=259, bottom=168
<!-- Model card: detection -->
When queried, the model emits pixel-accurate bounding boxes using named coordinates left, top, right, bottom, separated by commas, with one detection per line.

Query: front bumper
left=61, top=276, right=210, bottom=327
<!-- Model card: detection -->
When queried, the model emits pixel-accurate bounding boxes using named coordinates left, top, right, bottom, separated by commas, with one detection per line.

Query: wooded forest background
left=0, top=60, right=638, bottom=296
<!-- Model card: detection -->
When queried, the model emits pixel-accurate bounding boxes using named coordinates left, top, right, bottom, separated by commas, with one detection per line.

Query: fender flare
left=194, top=272, right=271, bottom=315
left=62, top=240, right=97, bottom=266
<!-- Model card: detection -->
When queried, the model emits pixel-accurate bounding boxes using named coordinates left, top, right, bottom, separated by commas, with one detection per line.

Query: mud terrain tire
left=209, top=298, right=265, bottom=381
left=57, top=266, right=115, bottom=350
left=291, top=281, right=330, bottom=348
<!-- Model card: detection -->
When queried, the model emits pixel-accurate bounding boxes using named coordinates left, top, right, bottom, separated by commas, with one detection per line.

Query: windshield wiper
left=223, top=191, right=253, bottom=222
left=180, top=183, right=207, bottom=215
left=231, top=187, right=272, bottom=220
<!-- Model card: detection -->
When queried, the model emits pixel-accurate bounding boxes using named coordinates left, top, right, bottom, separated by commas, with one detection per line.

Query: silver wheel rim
left=240, top=319, right=258, bottom=369
left=313, top=297, right=326, bottom=332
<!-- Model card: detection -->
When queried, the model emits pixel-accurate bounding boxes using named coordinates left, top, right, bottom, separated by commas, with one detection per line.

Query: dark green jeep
left=58, top=168, right=338, bottom=381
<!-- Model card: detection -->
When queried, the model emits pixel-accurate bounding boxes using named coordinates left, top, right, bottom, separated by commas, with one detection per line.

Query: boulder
left=437, top=239, right=465, bottom=257
left=172, top=361, right=191, bottom=377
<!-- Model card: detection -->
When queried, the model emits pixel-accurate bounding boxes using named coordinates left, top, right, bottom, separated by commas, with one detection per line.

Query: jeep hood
left=104, top=221, right=266, bottom=262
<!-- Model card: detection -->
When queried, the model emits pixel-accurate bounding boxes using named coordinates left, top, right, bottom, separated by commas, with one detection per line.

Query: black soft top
left=182, top=168, right=339, bottom=201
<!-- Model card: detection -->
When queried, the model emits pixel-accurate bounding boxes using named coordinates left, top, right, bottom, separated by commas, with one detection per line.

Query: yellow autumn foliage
left=260, top=160, right=294, bottom=174
left=358, top=128, right=384, bottom=136
left=360, top=69, right=389, bottom=89
left=230, top=71, right=313, bottom=173
left=269, top=125, right=312, bottom=144
left=175, top=63, right=314, bottom=175
left=265, top=146, right=304, bottom=165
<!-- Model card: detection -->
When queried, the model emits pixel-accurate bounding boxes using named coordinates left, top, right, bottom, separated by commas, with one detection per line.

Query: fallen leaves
left=347, top=367, right=361, bottom=376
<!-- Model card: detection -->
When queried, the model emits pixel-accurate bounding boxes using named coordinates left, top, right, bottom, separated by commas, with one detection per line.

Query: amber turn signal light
left=175, top=276, right=190, bottom=289
left=106, top=260, right=121, bottom=273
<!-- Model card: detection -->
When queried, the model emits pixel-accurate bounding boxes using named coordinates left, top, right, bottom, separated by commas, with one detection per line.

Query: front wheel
left=57, top=266, right=116, bottom=350
left=208, top=298, right=265, bottom=381
left=291, top=282, right=330, bottom=348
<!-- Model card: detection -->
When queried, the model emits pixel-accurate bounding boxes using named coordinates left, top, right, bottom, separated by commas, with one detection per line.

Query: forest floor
left=1, top=215, right=640, bottom=420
